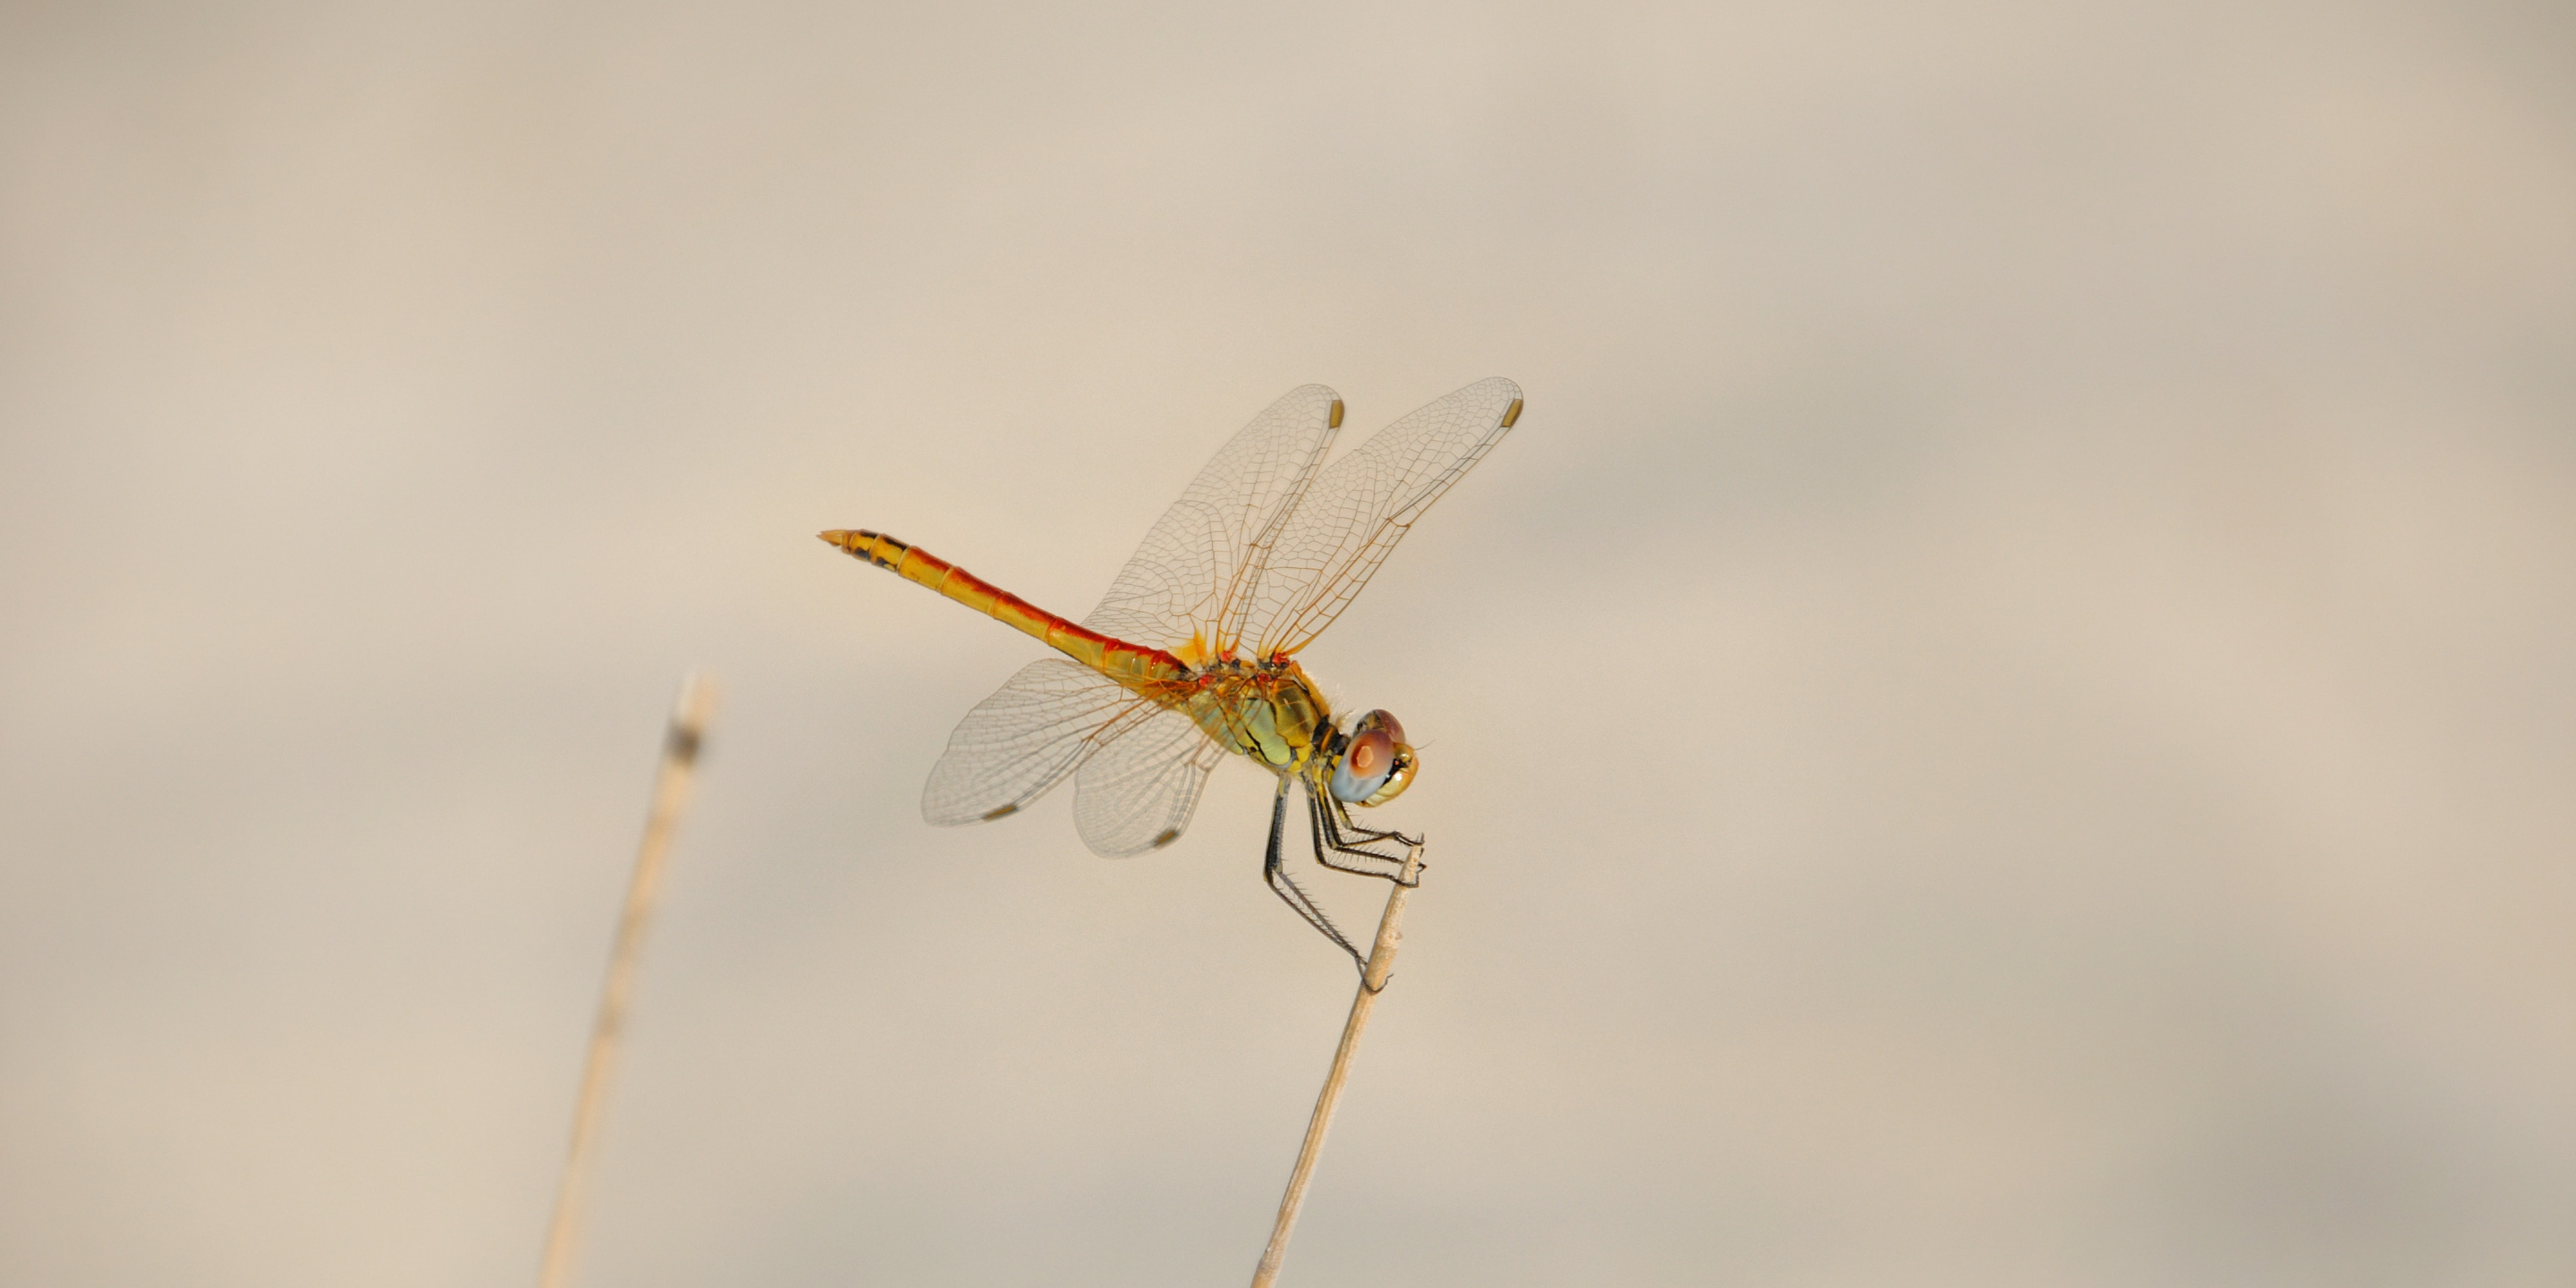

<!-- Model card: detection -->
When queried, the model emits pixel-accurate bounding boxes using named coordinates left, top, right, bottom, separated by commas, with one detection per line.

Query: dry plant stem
left=538, top=673, right=716, bottom=1288
left=1250, top=841, right=1428, bottom=1288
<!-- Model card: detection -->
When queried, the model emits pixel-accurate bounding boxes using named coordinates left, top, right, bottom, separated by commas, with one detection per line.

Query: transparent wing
left=1243, top=377, right=1524, bottom=657
left=1073, top=704, right=1227, bottom=857
left=1082, top=385, right=1341, bottom=656
left=921, top=659, right=1167, bottom=826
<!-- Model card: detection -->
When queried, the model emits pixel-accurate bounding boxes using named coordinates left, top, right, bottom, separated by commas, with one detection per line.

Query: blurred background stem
left=538, top=673, right=716, bottom=1288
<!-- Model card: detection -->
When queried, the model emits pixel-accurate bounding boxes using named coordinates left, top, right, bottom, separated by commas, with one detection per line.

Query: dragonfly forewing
left=1245, top=377, right=1523, bottom=658
left=1083, top=384, right=1342, bottom=664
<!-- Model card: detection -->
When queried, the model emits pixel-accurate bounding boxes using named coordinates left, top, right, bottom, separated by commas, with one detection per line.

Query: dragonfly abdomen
left=820, top=529, right=1186, bottom=687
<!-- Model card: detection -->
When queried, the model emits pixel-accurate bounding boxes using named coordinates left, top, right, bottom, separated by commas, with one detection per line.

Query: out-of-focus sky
left=4, top=0, right=2572, bottom=1284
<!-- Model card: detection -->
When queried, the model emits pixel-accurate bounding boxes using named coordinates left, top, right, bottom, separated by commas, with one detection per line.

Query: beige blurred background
left=4, top=0, right=2572, bottom=1284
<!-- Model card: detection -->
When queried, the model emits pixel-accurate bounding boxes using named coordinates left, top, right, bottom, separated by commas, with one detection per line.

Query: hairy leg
left=1265, top=778, right=1368, bottom=971
left=1307, top=780, right=1422, bottom=886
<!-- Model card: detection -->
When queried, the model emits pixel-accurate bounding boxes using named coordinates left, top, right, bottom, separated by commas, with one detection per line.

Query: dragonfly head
left=1328, top=709, right=1416, bottom=808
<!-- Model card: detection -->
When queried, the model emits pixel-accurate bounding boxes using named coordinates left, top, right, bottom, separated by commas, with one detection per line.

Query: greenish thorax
left=1181, top=659, right=1333, bottom=773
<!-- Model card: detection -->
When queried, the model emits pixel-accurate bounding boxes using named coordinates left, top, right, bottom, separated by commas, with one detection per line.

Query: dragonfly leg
left=1326, top=781, right=1422, bottom=853
left=1266, top=778, right=1368, bottom=973
left=1307, top=780, right=1424, bottom=886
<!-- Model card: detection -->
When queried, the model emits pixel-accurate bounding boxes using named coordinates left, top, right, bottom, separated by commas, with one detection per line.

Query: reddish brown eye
left=1330, top=724, right=1401, bottom=803
left=1374, top=713, right=1406, bottom=745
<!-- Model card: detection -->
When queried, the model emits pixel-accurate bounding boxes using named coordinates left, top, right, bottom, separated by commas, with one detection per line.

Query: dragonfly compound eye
left=1357, top=709, right=1406, bottom=746
left=1360, top=741, right=1416, bottom=807
left=1329, top=727, right=1396, bottom=803
left=1330, top=710, right=1416, bottom=806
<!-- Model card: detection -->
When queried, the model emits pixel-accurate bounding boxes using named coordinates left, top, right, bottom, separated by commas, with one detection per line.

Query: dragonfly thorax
left=1179, top=658, right=1332, bottom=773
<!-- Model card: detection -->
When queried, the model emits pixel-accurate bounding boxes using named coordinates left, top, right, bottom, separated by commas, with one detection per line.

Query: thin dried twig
left=538, top=673, right=716, bottom=1288
left=1250, top=840, right=1428, bottom=1288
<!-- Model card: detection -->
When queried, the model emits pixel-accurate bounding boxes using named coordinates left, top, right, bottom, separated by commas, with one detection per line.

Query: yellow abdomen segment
left=820, top=529, right=1186, bottom=689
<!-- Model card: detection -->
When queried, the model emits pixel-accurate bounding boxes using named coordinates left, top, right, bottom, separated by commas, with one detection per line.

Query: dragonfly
left=822, top=378, right=1523, bottom=971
